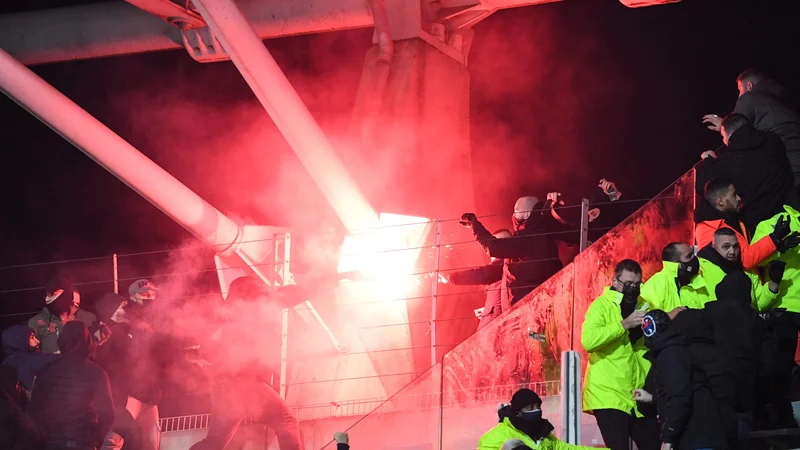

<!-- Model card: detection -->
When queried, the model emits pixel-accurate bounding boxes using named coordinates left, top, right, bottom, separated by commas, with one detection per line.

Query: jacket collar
left=600, top=286, right=648, bottom=309
left=660, top=261, right=707, bottom=290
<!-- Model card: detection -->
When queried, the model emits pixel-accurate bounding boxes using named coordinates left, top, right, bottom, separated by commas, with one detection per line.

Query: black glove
left=770, top=214, right=791, bottom=244
left=459, top=213, right=477, bottom=228
left=776, top=232, right=800, bottom=253
left=768, top=260, right=787, bottom=283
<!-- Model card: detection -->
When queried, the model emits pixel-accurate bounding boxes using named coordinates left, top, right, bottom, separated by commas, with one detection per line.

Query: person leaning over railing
left=581, top=259, right=660, bottom=450
left=478, top=388, right=600, bottom=450
left=441, top=228, right=509, bottom=328
left=752, top=206, right=800, bottom=429
left=459, top=195, right=565, bottom=312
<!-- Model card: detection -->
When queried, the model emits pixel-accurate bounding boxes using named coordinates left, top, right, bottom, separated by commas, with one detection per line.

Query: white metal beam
left=0, top=0, right=567, bottom=66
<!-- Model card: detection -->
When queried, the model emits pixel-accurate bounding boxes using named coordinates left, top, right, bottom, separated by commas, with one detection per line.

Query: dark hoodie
left=643, top=310, right=731, bottom=450
left=471, top=206, right=565, bottom=309
left=2, top=325, right=59, bottom=391
left=735, top=79, right=800, bottom=180
left=27, top=321, right=114, bottom=447
left=695, top=124, right=796, bottom=235
left=0, top=365, right=41, bottom=450
left=93, top=293, right=134, bottom=406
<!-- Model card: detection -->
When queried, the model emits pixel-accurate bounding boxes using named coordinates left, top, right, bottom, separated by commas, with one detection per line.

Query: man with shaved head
left=460, top=195, right=564, bottom=311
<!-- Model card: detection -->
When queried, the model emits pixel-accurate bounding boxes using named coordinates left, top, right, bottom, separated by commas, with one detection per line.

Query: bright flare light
left=337, top=213, right=432, bottom=301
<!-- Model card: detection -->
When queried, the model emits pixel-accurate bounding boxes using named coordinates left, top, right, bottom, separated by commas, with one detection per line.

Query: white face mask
left=111, top=306, right=129, bottom=323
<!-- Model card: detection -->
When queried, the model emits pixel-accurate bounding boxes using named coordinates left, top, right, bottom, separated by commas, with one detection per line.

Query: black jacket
left=735, top=80, right=800, bottom=179
left=471, top=209, right=564, bottom=307
left=689, top=255, right=760, bottom=413
left=27, top=321, right=114, bottom=447
left=695, top=124, right=796, bottom=235
left=645, top=315, right=734, bottom=450
left=1, top=325, right=59, bottom=391
left=0, top=365, right=41, bottom=450
left=448, top=259, right=503, bottom=320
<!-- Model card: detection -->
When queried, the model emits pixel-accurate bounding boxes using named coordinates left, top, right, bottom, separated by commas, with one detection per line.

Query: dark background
left=0, top=0, right=797, bottom=320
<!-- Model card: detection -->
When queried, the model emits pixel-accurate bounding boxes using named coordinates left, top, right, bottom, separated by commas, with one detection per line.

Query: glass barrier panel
left=317, top=362, right=442, bottom=450
left=571, top=169, right=695, bottom=444
left=440, top=262, right=576, bottom=448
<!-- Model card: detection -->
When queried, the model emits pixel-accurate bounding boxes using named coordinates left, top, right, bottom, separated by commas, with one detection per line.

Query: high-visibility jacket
left=478, top=417, right=598, bottom=450
left=581, top=287, right=650, bottom=416
left=752, top=205, right=800, bottom=312
left=640, top=261, right=713, bottom=311
left=695, top=219, right=776, bottom=270
left=698, top=257, right=779, bottom=312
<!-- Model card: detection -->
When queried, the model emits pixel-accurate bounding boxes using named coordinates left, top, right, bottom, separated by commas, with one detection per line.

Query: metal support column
left=112, top=254, right=119, bottom=295
left=192, top=0, right=379, bottom=232
left=430, top=219, right=441, bottom=366
left=579, top=198, right=590, bottom=252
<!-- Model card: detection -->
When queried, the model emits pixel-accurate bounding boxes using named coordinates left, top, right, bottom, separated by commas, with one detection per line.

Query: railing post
left=579, top=198, right=590, bottom=252
left=280, top=307, right=289, bottom=399
left=431, top=218, right=442, bottom=366
left=112, top=254, right=119, bottom=294
left=561, top=350, right=582, bottom=445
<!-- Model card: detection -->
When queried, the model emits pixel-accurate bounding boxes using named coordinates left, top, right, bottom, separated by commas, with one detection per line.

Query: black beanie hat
left=642, top=309, right=672, bottom=347
left=510, top=388, right=542, bottom=414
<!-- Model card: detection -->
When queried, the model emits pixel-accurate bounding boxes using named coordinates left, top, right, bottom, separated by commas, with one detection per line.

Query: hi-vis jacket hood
left=478, top=417, right=595, bottom=450
left=640, top=261, right=713, bottom=312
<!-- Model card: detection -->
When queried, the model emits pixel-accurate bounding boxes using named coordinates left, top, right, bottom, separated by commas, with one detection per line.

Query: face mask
left=621, top=284, right=640, bottom=299
left=111, top=306, right=129, bottom=324
left=679, top=255, right=700, bottom=280
left=519, top=409, right=542, bottom=422
left=512, top=215, right=527, bottom=230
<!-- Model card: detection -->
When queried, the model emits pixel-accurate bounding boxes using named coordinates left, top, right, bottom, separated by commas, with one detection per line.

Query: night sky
left=0, top=0, right=797, bottom=320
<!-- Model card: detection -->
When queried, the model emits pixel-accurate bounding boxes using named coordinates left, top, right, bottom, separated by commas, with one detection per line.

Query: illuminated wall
left=309, top=170, right=695, bottom=449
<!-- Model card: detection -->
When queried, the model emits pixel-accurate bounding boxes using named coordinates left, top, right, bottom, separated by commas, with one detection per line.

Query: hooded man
left=28, top=321, right=115, bottom=450
left=0, top=365, right=40, bottom=450
left=696, top=113, right=798, bottom=236
left=581, top=260, right=660, bottom=450
left=703, top=69, right=800, bottom=186
left=697, top=227, right=782, bottom=311
left=479, top=388, right=596, bottom=450
left=123, top=279, right=164, bottom=450
left=189, top=276, right=303, bottom=450
left=93, top=293, right=143, bottom=450
left=640, top=243, right=712, bottom=312
left=1, top=325, right=59, bottom=393
left=459, top=196, right=565, bottom=311
left=444, top=228, right=509, bottom=328
left=695, top=178, right=798, bottom=270
left=640, top=310, right=731, bottom=450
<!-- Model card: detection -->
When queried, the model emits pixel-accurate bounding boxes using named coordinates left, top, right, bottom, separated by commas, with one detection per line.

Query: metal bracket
left=181, top=26, right=229, bottom=63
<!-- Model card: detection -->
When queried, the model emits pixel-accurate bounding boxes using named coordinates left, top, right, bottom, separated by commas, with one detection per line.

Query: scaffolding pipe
left=193, top=0, right=379, bottom=232
left=0, top=48, right=243, bottom=255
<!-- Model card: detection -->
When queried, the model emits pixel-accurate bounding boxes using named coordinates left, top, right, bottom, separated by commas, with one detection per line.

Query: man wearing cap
left=479, top=388, right=597, bottom=450
left=28, top=276, right=96, bottom=354
left=125, top=279, right=163, bottom=450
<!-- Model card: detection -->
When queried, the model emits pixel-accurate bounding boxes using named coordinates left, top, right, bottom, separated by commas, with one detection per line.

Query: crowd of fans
left=2, top=68, right=800, bottom=450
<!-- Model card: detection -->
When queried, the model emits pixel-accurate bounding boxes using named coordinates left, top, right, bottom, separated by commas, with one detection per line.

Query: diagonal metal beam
left=193, top=0, right=379, bottom=232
